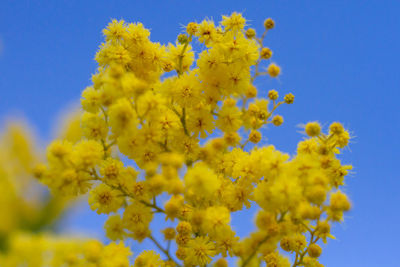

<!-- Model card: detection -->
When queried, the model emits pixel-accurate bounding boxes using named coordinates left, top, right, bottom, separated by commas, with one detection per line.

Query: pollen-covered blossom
left=35, top=12, right=354, bottom=266
left=0, top=116, right=134, bottom=266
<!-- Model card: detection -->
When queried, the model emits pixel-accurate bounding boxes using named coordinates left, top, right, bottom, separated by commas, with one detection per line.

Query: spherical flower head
left=185, top=236, right=216, bottom=266
left=264, top=252, right=278, bottom=265
left=316, top=220, right=331, bottom=236
left=267, top=63, right=280, bottom=77
left=280, top=236, right=293, bottom=252
left=100, top=158, right=124, bottom=185
left=245, top=28, right=256, bottom=39
left=330, top=191, right=351, bottom=211
left=245, top=84, right=258, bottom=98
left=108, top=98, right=137, bottom=135
left=329, top=122, right=344, bottom=135
left=175, top=247, right=187, bottom=261
left=186, top=22, right=198, bottom=35
left=81, top=112, right=108, bottom=140
left=164, top=195, right=184, bottom=221
left=308, top=244, right=322, bottom=258
left=196, top=20, right=217, bottom=45
left=104, top=214, right=125, bottom=241
left=272, top=115, right=284, bottom=126
left=72, top=140, right=103, bottom=169
left=103, top=19, right=127, bottom=42
left=122, top=202, right=153, bottom=232
left=221, top=12, right=246, bottom=32
left=176, top=221, right=192, bottom=235
left=134, top=251, right=163, bottom=267
left=260, top=47, right=272, bottom=59
left=284, top=93, right=295, bottom=104
left=264, top=252, right=290, bottom=266
left=177, top=33, right=188, bottom=44
left=88, top=184, right=123, bottom=214
left=204, top=206, right=231, bottom=233
left=306, top=185, right=327, bottom=205
left=337, top=131, right=350, bottom=148
left=172, top=72, right=201, bottom=108
left=184, top=162, right=221, bottom=201
left=162, top=227, right=176, bottom=240
left=214, top=258, right=228, bottom=267
left=305, top=122, right=321, bottom=137
left=81, top=86, right=101, bottom=113
left=292, top=234, right=307, bottom=252
left=176, top=233, right=190, bottom=246
left=162, top=60, right=174, bottom=72
left=216, top=102, right=242, bottom=133
left=224, top=132, right=241, bottom=147
left=264, top=18, right=275, bottom=30
left=47, top=140, right=73, bottom=162
left=249, top=130, right=262, bottom=143
left=268, top=89, right=279, bottom=101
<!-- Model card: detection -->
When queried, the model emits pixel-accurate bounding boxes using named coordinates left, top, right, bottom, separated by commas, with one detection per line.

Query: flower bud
left=272, top=115, right=284, bottom=126
left=267, top=63, right=280, bottom=77
left=305, top=122, right=321, bottom=137
left=260, top=47, right=272, bottom=59
left=308, top=244, right=322, bottom=258
left=245, top=28, right=256, bottom=39
left=284, top=93, right=294, bottom=104
left=268, top=89, right=279, bottom=100
left=264, top=18, right=275, bottom=30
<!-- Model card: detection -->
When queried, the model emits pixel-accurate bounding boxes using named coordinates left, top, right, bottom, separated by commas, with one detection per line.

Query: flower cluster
left=36, top=12, right=352, bottom=266
left=0, top=117, right=132, bottom=266
left=1, top=233, right=132, bottom=267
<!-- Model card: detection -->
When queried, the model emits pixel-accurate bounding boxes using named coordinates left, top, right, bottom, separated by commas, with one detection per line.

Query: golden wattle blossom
left=33, top=12, right=353, bottom=267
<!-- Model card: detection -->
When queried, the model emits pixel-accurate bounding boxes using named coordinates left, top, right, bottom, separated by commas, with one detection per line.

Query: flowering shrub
left=34, top=12, right=352, bottom=267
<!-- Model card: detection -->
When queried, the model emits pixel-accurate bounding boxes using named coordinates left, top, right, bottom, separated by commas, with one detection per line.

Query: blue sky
left=1, top=0, right=399, bottom=266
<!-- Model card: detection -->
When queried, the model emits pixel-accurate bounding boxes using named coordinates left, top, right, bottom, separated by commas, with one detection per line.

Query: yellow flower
left=221, top=12, right=246, bottom=32
left=72, top=140, right=103, bottom=169
left=34, top=13, right=354, bottom=267
left=103, top=19, right=127, bottom=42
left=184, top=162, right=221, bottom=204
left=104, top=214, right=126, bottom=241
left=122, top=202, right=153, bottom=232
left=185, top=236, right=215, bottom=266
left=267, top=63, right=281, bottom=77
left=88, top=184, right=123, bottom=214
left=108, top=98, right=137, bottom=135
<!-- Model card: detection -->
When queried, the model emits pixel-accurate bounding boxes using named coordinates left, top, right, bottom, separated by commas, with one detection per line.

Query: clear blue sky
left=1, top=1, right=399, bottom=266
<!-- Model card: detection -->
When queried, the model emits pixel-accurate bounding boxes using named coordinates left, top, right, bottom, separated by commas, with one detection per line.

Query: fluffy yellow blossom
left=267, top=63, right=281, bottom=77
left=305, top=122, right=322, bottom=137
left=108, top=98, right=137, bottom=135
left=184, top=162, right=221, bottom=204
left=88, top=184, right=123, bottom=214
left=134, top=250, right=163, bottom=266
left=197, top=20, right=218, bottom=45
left=35, top=13, right=354, bottom=267
left=105, top=214, right=126, bottom=241
left=261, top=47, right=272, bottom=59
left=122, top=202, right=153, bottom=233
left=222, top=12, right=246, bottom=32
left=264, top=18, right=275, bottom=30
left=185, top=236, right=216, bottom=266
